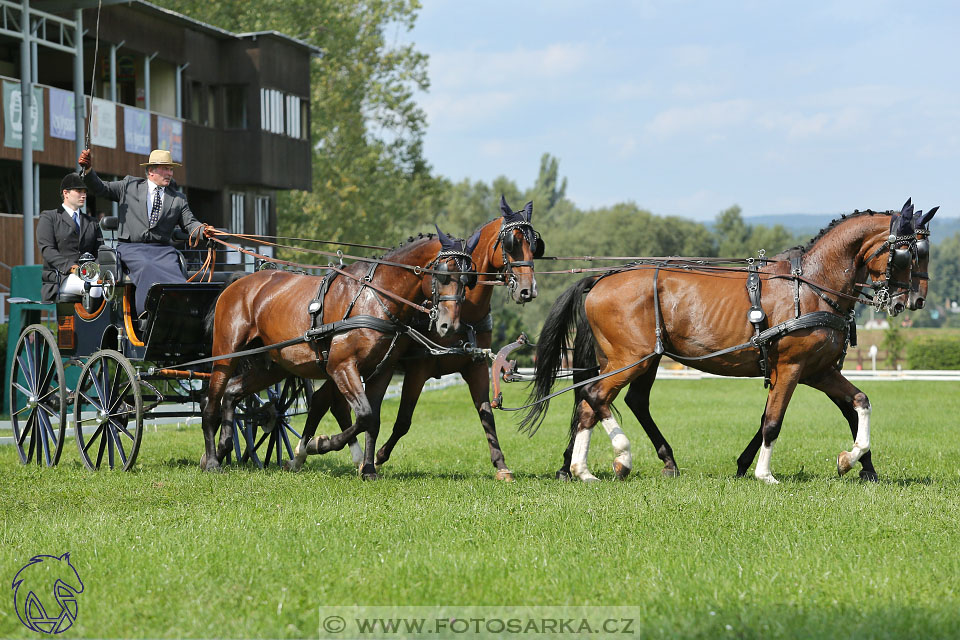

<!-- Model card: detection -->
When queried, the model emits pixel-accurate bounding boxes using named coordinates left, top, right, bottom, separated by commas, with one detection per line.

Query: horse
left=523, top=203, right=919, bottom=484
left=199, top=228, right=477, bottom=479
left=287, top=197, right=542, bottom=480
left=734, top=203, right=938, bottom=481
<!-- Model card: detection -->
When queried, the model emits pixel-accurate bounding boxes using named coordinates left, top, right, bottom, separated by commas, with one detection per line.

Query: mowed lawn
left=1, top=377, right=959, bottom=638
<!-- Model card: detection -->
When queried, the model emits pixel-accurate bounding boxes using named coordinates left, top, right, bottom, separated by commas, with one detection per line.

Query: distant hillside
left=744, top=214, right=960, bottom=244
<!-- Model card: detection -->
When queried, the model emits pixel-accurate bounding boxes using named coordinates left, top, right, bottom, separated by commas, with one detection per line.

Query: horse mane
left=778, top=209, right=895, bottom=257
left=374, top=232, right=438, bottom=261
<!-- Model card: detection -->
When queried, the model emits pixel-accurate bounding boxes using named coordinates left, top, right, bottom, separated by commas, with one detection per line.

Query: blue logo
left=12, top=553, right=84, bottom=634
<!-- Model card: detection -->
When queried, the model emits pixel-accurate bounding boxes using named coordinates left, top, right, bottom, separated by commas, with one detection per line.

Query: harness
left=494, top=219, right=540, bottom=298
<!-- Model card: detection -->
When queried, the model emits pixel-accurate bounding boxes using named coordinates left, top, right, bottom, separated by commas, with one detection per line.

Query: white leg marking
left=601, top=416, right=632, bottom=471
left=570, top=428, right=598, bottom=482
left=848, top=405, right=871, bottom=464
left=348, top=440, right=364, bottom=467
left=754, top=440, right=779, bottom=484
left=286, top=437, right=308, bottom=472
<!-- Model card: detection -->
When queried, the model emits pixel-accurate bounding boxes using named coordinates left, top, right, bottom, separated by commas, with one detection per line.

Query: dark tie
left=73, top=211, right=81, bottom=235
left=149, top=188, right=162, bottom=227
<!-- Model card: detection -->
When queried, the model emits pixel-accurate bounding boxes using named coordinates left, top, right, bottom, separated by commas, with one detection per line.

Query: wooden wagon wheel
left=73, top=350, right=143, bottom=471
left=231, top=377, right=313, bottom=468
left=8, top=324, right=67, bottom=466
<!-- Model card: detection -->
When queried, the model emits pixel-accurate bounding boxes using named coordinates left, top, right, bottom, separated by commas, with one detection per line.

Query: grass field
left=2, top=377, right=959, bottom=639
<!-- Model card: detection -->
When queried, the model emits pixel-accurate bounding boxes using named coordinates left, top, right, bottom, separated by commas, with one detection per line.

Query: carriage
left=6, top=220, right=312, bottom=471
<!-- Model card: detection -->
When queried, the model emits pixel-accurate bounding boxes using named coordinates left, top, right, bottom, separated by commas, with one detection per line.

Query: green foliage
left=2, top=380, right=960, bottom=638
left=882, top=323, right=906, bottom=368
left=907, top=335, right=960, bottom=369
left=714, top=204, right=797, bottom=259
left=929, top=232, right=960, bottom=309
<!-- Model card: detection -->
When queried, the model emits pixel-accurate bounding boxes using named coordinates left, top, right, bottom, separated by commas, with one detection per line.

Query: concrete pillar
left=21, top=0, right=34, bottom=264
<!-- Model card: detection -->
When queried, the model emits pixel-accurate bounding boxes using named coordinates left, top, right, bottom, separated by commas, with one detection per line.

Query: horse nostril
left=916, top=298, right=925, bottom=309
left=519, top=288, right=530, bottom=300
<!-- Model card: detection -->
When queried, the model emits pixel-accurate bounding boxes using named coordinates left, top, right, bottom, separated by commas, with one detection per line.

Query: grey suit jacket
left=83, top=170, right=203, bottom=244
left=36, top=205, right=103, bottom=302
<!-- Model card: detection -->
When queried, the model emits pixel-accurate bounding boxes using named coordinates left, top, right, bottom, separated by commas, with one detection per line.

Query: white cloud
left=421, top=91, right=518, bottom=131
left=645, top=99, right=754, bottom=138
left=427, top=42, right=592, bottom=90
left=758, top=106, right=866, bottom=140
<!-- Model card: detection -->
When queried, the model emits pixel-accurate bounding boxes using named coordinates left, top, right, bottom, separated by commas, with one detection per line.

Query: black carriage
left=6, top=225, right=311, bottom=471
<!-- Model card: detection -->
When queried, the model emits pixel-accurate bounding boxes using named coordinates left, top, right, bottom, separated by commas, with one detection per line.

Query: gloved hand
left=78, top=149, right=92, bottom=170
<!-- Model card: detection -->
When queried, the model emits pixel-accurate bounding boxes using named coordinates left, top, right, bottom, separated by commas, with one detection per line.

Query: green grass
left=2, top=378, right=959, bottom=639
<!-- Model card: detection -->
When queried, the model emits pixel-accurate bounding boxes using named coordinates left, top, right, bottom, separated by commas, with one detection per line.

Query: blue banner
left=157, top=116, right=183, bottom=162
left=49, top=87, right=76, bottom=141
left=123, top=106, right=151, bottom=154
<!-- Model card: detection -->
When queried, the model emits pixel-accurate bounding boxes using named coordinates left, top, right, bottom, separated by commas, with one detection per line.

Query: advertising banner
left=90, top=97, right=116, bottom=148
left=157, top=116, right=183, bottom=162
left=3, top=80, right=45, bottom=150
left=49, top=87, right=76, bottom=141
left=123, top=106, right=151, bottom=154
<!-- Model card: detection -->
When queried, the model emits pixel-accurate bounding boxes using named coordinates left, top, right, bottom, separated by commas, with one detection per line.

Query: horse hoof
left=613, top=461, right=632, bottom=480
left=361, top=472, right=379, bottom=482
left=199, top=454, right=220, bottom=472
left=282, top=460, right=300, bottom=472
left=837, top=451, right=854, bottom=476
left=859, top=469, right=879, bottom=483
left=495, top=469, right=515, bottom=482
left=662, top=466, right=680, bottom=478
left=756, top=473, right=779, bottom=485
left=555, top=470, right=571, bottom=482
left=581, top=475, right=601, bottom=484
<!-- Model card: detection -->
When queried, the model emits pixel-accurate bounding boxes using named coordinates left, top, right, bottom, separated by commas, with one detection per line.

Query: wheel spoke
left=263, top=433, right=275, bottom=466
left=89, top=361, right=106, bottom=406
left=109, top=425, right=128, bottom=466
left=84, top=423, right=106, bottom=454
left=109, top=362, right=125, bottom=410
left=94, top=424, right=108, bottom=468
left=280, top=424, right=294, bottom=458
left=77, top=389, right=103, bottom=410
left=100, top=360, right=113, bottom=409
left=11, top=403, right=32, bottom=418
left=38, top=401, right=60, bottom=418
left=16, top=353, right=36, bottom=395
left=18, top=411, right=35, bottom=446
left=107, top=382, right=133, bottom=414
left=38, top=410, right=52, bottom=466
left=109, top=417, right=135, bottom=441
left=283, top=420, right=302, bottom=440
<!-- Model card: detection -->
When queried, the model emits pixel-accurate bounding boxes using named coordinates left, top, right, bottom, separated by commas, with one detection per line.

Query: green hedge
left=907, top=335, right=960, bottom=370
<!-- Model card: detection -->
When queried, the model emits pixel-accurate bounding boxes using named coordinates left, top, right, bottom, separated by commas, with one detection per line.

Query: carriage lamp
left=78, top=253, right=100, bottom=282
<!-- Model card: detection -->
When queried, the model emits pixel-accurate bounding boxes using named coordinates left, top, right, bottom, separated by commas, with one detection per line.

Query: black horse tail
left=520, top=276, right=598, bottom=435
left=203, top=272, right=249, bottom=339
left=568, top=303, right=601, bottom=439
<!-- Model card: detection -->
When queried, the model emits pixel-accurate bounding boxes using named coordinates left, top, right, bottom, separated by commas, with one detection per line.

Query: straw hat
left=139, top=149, right=182, bottom=167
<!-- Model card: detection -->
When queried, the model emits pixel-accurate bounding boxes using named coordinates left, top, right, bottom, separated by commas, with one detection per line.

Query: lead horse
left=523, top=202, right=921, bottom=484
left=289, top=197, right=542, bottom=479
left=200, top=229, right=476, bottom=479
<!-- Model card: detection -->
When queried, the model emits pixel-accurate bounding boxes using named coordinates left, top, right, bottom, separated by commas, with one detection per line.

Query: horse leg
left=200, top=363, right=233, bottom=472
left=462, top=360, right=513, bottom=481
left=216, top=362, right=288, bottom=463
left=331, top=392, right=364, bottom=468
left=285, top=383, right=335, bottom=472
left=753, top=365, right=803, bottom=484
left=555, top=433, right=575, bottom=481
left=569, top=365, right=641, bottom=482
left=309, top=364, right=393, bottom=481
left=373, top=365, right=430, bottom=469
left=623, top=361, right=678, bottom=478
left=803, top=369, right=874, bottom=480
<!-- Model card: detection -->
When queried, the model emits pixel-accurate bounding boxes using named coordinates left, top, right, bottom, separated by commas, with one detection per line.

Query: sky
left=406, top=0, right=958, bottom=221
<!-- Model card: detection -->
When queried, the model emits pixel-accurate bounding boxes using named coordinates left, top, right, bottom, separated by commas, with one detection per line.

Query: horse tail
left=204, top=272, right=249, bottom=339
left=568, top=302, right=601, bottom=439
left=520, top=276, right=598, bottom=434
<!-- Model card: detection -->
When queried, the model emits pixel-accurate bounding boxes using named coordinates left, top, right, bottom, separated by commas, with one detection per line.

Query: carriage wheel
left=232, top=377, right=313, bottom=468
left=8, top=325, right=67, bottom=467
left=73, top=350, right=143, bottom=471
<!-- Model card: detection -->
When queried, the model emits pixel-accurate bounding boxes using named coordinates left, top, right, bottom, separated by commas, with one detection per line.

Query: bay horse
left=287, top=197, right=542, bottom=479
left=200, top=228, right=477, bottom=479
left=735, top=204, right=938, bottom=481
left=523, top=204, right=919, bottom=484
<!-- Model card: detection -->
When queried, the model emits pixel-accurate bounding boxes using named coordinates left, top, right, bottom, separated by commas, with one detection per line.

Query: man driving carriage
left=36, top=172, right=104, bottom=303
left=77, top=148, right=215, bottom=317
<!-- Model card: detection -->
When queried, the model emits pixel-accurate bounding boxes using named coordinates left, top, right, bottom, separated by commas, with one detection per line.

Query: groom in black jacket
left=36, top=173, right=103, bottom=303
left=78, top=148, right=214, bottom=315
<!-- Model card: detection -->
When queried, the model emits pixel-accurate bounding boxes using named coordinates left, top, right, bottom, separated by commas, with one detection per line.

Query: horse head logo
left=12, top=553, right=84, bottom=634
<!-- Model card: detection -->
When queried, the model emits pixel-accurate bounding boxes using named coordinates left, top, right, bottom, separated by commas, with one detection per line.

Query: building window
left=285, top=95, right=301, bottom=138
left=223, top=85, right=247, bottom=129
left=254, top=196, right=270, bottom=236
left=261, top=88, right=306, bottom=137
left=300, top=100, right=309, bottom=140
left=231, top=192, right=245, bottom=234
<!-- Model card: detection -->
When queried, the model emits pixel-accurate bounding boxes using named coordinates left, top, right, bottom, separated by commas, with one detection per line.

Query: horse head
left=426, top=226, right=480, bottom=337
left=496, top=195, right=541, bottom=303
left=862, top=199, right=918, bottom=317
left=909, top=205, right=939, bottom=310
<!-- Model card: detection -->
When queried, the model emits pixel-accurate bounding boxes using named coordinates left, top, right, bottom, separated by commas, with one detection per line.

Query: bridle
left=861, top=232, right=917, bottom=312
left=424, top=247, right=475, bottom=329
left=494, top=219, right=543, bottom=297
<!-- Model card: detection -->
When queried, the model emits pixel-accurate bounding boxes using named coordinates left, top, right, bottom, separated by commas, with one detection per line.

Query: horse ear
left=522, top=200, right=533, bottom=222
left=434, top=224, right=453, bottom=249
left=465, top=228, right=483, bottom=255
left=919, top=206, right=939, bottom=228
left=499, top=194, right=512, bottom=217
left=889, top=213, right=899, bottom=234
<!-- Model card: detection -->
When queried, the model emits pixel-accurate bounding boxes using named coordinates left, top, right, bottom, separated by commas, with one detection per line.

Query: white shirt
left=147, top=179, right=165, bottom=212
left=62, top=203, right=81, bottom=230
